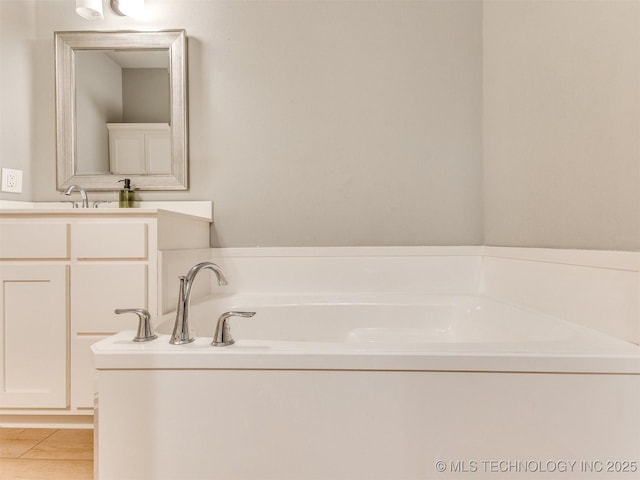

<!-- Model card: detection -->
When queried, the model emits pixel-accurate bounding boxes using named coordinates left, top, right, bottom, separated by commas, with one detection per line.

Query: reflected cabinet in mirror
left=55, top=30, right=188, bottom=191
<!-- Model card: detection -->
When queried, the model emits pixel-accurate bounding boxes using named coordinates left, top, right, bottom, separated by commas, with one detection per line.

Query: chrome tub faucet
left=212, top=311, right=255, bottom=347
left=114, top=308, right=157, bottom=342
left=170, top=262, right=228, bottom=345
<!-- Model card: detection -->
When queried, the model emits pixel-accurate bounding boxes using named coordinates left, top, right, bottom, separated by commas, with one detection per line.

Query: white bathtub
left=174, top=293, right=633, bottom=346
left=176, top=295, right=570, bottom=344
left=93, top=293, right=640, bottom=479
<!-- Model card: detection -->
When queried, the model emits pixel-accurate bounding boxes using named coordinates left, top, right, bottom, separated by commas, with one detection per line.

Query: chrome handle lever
left=212, top=311, right=256, bottom=347
left=115, top=308, right=157, bottom=342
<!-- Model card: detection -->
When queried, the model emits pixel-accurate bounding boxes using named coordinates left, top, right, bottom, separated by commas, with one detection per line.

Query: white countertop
left=0, top=200, right=212, bottom=221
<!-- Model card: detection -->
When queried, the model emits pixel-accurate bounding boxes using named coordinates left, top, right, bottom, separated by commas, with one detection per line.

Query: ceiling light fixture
left=75, top=0, right=104, bottom=20
left=110, top=0, right=145, bottom=17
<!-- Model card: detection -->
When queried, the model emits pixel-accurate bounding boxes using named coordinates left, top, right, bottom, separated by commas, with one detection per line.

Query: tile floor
left=0, top=428, right=93, bottom=479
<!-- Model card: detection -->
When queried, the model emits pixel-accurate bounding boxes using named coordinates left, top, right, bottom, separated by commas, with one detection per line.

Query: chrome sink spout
left=64, top=184, right=89, bottom=208
left=170, top=262, right=228, bottom=345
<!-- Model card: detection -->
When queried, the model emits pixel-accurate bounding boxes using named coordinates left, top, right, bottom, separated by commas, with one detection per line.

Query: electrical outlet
left=1, top=168, right=23, bottom=193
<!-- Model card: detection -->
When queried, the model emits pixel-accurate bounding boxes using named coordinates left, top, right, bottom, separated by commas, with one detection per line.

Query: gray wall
left=483, top=0, right=640, bottom=251
left=122, top=68, right=170, bottom=123
left=3, top=0, right=484, bottom=248
left=1, top=0, right=638, bottom=251
left=0, top=0, right=36, bottom=199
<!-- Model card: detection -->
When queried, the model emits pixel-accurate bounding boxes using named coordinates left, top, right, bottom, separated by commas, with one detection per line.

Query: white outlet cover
left=1, top=168, right=23, bottom=193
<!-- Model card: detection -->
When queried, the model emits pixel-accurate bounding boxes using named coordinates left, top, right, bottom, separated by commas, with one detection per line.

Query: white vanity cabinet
left=0, top=208, right=210, bottom=418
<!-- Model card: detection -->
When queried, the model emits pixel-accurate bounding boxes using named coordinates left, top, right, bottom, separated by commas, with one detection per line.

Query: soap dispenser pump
left=118, top=178, right=135, bottom=208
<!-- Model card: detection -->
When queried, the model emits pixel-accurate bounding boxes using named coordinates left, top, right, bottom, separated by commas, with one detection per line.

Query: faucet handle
left=115, top=308, right=157, bottom=342
left=212, top=311, right=256, bottom=347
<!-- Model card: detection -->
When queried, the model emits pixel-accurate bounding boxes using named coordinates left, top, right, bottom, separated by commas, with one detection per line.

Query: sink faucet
left=170, top=262, right=228, bottom=345
left=64, top=184, right=89, bottom=208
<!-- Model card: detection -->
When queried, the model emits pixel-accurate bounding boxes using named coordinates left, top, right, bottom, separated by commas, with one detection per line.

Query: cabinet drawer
left=72, top=223, right=147, bottom=259
left=0, top=223, right=68, bottom=259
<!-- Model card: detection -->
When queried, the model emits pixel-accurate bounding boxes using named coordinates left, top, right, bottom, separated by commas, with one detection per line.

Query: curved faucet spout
left=64, top=184, right=89, bottom=208
left=184, top=262, right=228, bottom=300
left=170, top=262, right=228, bottom=345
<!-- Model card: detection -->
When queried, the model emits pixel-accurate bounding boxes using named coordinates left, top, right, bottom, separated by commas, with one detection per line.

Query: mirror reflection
left=55, top=30, right=187, bottom=191
left=75, top=49, right=171, bottom=175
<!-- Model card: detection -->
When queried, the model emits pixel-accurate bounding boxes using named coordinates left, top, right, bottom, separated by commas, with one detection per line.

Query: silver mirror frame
left=55, top=30, right=188, bottom=191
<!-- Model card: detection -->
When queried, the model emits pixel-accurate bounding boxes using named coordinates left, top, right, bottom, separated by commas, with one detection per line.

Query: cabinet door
left=71, top=335, right=107, bottom=409
left=70, top=263, right=147, bottom=409
left=146, top=132, right=172, bottom=174
left=71, top=264, right=147, bottom=333
left=0, top=265, right=68, bottom=408
left=109, top=132, right=146, bottom=174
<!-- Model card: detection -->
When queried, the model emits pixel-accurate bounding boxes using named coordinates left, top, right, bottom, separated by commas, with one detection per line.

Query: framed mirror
left=55, top=30, right=187, bottom=191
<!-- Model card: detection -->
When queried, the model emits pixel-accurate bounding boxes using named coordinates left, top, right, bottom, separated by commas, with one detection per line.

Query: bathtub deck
left=93, top=327, right=640, bottom=374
